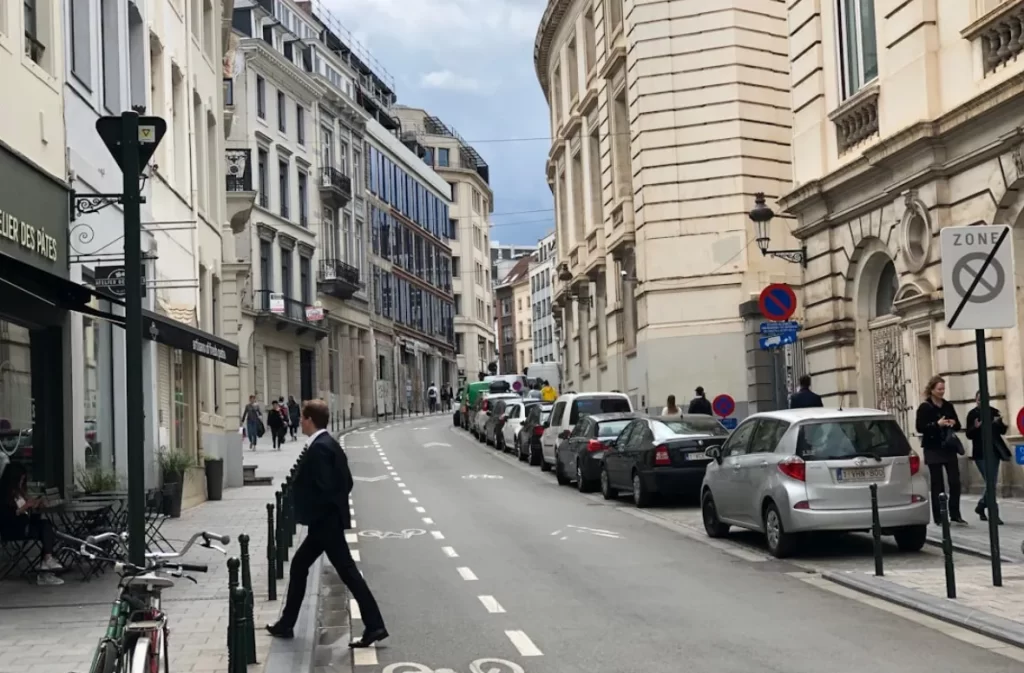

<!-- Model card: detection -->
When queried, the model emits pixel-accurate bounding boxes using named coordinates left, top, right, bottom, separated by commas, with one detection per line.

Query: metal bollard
left=231, top=587, right=249, bottom=673
left=266, top=504, right=277, bottom=601
left=239, top=534, right=257, bottom=664
left=274, top=491, right=286, bottom=579
left=869, top=483, right=884, bottom=577
left=939, top=493, right=957, bottom=599
left=227, top=557, right=240, bottom=652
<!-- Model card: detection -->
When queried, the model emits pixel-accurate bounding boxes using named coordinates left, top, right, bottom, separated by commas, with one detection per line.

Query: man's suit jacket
left=293, top=431, right=353, bottom=529
left=789, top=388, right=824, bottom=409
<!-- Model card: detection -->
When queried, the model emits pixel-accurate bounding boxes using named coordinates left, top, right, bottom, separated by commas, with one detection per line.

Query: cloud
left=419, top=70, right=482, bottom=92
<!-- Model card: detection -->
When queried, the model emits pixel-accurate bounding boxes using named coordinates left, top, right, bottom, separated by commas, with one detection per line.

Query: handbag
left=257, top=419, right=266, bottom=438
left=942, top=429, right=965, bottom=456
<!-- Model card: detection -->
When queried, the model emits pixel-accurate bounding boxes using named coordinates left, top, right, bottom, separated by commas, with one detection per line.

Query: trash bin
left=205, top=458, right=224, bottom=501
left=162, top=480, right=183, bottom=518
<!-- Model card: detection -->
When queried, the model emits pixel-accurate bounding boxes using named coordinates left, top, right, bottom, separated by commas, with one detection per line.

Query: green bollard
left=274, top=491, right=285, bottom=579
left=266, top=504, right=277, bottom=601
left=227, top=558, right=240, bottom=655
left=239, top=534, right=257, bottom=665
left=231, top=586, right=249, bottom=673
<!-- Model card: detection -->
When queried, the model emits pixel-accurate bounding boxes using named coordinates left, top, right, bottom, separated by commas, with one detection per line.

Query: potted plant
left=75, top=465, right=121, bottom=494
left=204, top=456, right=224, bottom=501
left=159, top=449, right=193, bottom=518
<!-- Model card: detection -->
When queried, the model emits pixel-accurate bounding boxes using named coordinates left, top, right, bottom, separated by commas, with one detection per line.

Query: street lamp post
left=748, top=192, right=807, bottom=268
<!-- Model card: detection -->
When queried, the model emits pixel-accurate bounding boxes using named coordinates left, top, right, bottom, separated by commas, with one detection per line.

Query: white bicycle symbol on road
left=357, top=529, right=426, bottom=540
left=461, top=474, right=504, bottom=480
left=383, top=659, right=526, bottom=673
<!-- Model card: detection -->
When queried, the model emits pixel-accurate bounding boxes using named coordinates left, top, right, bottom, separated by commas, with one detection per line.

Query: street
left=340, top=417, right=1024, bottom=673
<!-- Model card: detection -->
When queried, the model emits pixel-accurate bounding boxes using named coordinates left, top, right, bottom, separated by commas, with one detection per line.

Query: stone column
left=594, top=273, right=607, bottom=388
left=740, top=299, right=777, bottom=414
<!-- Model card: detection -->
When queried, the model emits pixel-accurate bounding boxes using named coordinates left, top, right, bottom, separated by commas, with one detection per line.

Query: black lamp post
left=749, top=192, right=807, bottom=268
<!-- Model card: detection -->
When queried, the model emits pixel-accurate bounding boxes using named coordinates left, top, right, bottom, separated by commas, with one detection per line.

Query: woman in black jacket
left=965, top=391, right=1009, bottom=524
left=914, top=375, right=966, bottom=525
left=268, top=401, right=286, bottom=450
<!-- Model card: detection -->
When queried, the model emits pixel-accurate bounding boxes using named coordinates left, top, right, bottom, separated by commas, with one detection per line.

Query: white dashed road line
left=457, top=567, right=478, bottom=581
left=442, top=546, right=458, bottom=558
left=478, top=596, right=506, bottom=613
left=345, top=533, right=358, bottom=544
left=415, top=506, right=426, bottom=513
left=431, top=531, right=445, bottom=540
left=350, top=598, right=361, bottom=620
left=422, top=517, right=434, bottom=524
left=409, top=497, right=419, bottom=503
left=353, top=647, right=377, bottom=666
left=402, top=489, right=412, bottom=495
left=352, top=549, right=360, bottom=562
left=505, top=630, right=543, bottom=657
left=351, top=518, right=357, bottom=527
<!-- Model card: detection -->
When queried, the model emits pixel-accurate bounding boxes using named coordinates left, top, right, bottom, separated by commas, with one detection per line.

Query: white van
left=526, top=362, right=562, bottom=393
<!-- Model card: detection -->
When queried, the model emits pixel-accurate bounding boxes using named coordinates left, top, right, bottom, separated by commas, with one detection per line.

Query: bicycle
left=56, top=529, right=230, bottom=673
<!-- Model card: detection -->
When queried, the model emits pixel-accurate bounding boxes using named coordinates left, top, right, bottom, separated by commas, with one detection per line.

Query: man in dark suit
left=266, top=399, right=388, bottom=648
left=790, top=374, right=824, bottom=409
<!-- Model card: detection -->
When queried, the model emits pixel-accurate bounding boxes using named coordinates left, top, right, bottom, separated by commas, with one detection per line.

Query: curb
left=264, top=549, right=324, bottom=673
left=821, top=570, right=1024, bottom=649
left=924, top=533, right=1018, bottom=564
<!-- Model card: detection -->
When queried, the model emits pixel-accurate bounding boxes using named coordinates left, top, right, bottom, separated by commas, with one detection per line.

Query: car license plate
left=685, top=452, right=707, bottom=461
left=835, top=467, right=885, bottom=482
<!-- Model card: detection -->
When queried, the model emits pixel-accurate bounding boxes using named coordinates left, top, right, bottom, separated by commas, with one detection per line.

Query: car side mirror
left=705, top=446, right=722, bottom=462
left=558, top=429, right=570, bottom=440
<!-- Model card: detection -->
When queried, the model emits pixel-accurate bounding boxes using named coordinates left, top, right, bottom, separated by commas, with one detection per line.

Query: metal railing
left=320, top=167, right=352, bottom=194
left=318, top=258, right=361, bottom=286
left=225, top=149, right=252, bottom=192
left=254, top=290, right=321, bottom=326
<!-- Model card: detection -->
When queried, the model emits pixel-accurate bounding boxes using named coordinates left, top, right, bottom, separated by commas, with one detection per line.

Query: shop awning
left=141, top=309, right=239, bottom=367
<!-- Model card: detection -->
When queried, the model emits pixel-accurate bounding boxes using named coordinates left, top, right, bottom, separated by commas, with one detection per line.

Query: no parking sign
left=712, top=394, right=735, bottom=418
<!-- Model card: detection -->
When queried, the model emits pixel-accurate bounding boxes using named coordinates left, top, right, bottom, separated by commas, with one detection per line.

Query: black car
left=554, top=412, right=637, bottom=492
left=601, top=415, right=729, bottom=507
left=517, top=403, right=553, bottom=465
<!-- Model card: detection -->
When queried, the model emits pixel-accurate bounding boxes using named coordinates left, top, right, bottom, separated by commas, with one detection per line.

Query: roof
left=750, top=408, right=891, bottom=424
left=586, top=412, right=639, bottom=423
left=498, top=255, right=533, bottom=286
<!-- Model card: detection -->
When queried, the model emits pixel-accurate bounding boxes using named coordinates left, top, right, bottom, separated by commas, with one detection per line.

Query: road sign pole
left=122, top=110, right=146, bottom=568
left=975, top=329, right=1002, bottom=586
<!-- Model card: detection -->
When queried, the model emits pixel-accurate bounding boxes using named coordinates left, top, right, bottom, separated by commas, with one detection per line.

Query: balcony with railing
left=252, top=289, right=328, bottom=336
left=317, top=258, right=363, bottom=300
left=319, top=166, right=352, bottom=208
left=225, top=149, right=257, bottom=233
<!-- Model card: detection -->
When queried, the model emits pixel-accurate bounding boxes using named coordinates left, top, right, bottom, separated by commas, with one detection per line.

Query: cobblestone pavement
left=0, top=422, right=374, bottom=673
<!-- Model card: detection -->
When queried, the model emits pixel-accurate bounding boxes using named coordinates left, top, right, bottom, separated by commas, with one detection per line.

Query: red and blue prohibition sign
left=712, top=394, right=735, bottom=419
left=758, top=283, right=797, bottom=322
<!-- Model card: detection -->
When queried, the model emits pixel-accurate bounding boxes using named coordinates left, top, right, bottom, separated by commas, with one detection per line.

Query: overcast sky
left=322, top=0, right=555, bottom=248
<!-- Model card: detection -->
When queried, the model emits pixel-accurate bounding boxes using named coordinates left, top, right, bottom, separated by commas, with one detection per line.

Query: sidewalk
left=0, top=420, right=376, bottom=673
left=926, top=497, right=1024, bottom=562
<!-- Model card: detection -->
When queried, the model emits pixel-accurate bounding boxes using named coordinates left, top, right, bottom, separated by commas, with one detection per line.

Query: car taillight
left=778, top=457, right=806, bottom=481
left=654, top=445, right=671, bottom=466
left=909, top=453, right=921, bottom=476
left=533, top=425, right=544, bottom=437
left=587, top=439, right=606, bottom=452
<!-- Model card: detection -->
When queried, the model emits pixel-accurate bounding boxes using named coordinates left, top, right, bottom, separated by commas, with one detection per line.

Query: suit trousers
left=280, top=516, right=385, bottom=632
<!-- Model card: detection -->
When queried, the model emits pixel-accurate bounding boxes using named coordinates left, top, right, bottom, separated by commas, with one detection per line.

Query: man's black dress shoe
left=350, top=627, right=389, bottom=648
left=266, top=622, right=294, bottom=639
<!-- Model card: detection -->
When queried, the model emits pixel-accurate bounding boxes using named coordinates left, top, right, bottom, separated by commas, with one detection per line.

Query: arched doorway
left=854, top=249, right=908, bottom=429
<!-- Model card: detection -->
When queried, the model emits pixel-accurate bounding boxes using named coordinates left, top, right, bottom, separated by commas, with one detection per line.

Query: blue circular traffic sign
left=712, top=394, right=735, bottom=419
left=759, top=283, right=797, bottom=321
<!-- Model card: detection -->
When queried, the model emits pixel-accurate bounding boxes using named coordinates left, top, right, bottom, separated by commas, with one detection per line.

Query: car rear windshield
left=597, top=420, right=632, bottom=438
left=540, top=411, right=552, bottom=424
left=796, top=419, right=912, bottom=461
left=666, top=418, right=729, bottom=437
left=569, top=397, right=630, bottom=423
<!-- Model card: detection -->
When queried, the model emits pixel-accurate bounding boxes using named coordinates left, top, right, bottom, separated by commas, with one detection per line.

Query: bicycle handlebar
left=84, top=530, right=231, bottom=559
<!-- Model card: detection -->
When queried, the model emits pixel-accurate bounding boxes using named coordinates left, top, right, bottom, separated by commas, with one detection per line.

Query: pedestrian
left=789, top=374, right=823, bottom=409
left=241, top=394, right=263, bottom=451
left=427, top=382, right=439, bottom=413
left=540, top=380, right=557, bottom=402
left=268, top=401, right=286, bottom=450
left=965, top=390, right=1011, bottom=524
left=661, top=395, right=681, bottom=416
left=440, top=385, right=450, bottom=412
left=0, top=463, right=65, bottom=585
left=287, top=395, right=301, bottom=441
left=915, top=375, right=967, bottom=526
left=687, top=386, right=713, bottom=415
left=266, top=399, right=388, bottom=648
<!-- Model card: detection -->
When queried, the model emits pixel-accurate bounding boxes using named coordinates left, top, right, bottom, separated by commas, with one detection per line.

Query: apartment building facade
left=491, top=242, right=533, bottom=286
left=531, top=232, right=557, bottom=363
left=778, top=1, right=1024, bottom=492
left=534, top=0, right=796, bottom=413
left=391, top=106, right=496, bottom=385
left=494, top=255, right=532, bottom=375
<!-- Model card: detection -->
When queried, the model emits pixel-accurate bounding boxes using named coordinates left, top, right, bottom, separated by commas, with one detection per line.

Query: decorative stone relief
left=899, top=191, right=932, bottom=273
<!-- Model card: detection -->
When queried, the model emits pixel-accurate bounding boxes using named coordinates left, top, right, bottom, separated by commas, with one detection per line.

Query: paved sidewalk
left=0, top=420, right=378, bottom=673
left=926, top=497, right=1024, bottom=561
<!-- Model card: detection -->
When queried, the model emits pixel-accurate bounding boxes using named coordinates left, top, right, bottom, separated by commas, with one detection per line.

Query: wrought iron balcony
left=253, top=289, right=328, bottom=336
left=224, top=149, right=256, bottom=234
left=319, top=166, right=352, bottom=208
left=317, top=258, right=362, bottom=300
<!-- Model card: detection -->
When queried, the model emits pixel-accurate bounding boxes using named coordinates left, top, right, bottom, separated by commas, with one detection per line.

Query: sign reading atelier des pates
left=940, top=225, right=1017, bottom=330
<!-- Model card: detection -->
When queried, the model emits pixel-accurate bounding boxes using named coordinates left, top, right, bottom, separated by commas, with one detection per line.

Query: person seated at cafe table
left=0, top=463, right=64, bottom=585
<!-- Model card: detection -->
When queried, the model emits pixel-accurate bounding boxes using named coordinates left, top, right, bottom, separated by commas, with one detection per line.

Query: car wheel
left=701, top=490, right=730, bottom=538
left=763, top=502, right=795, bottom=558
left=893, top=525, right=927, bottom=552
left=601, top=468, right=617, bottom=500
left=632, top=472, right=653, bottom=508
left=555, top=455, right=571, bottom=485
left=577, top=462, right=595, bottom=493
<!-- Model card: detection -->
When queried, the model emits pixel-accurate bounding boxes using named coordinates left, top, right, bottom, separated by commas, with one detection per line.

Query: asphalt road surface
left=340, top=416, right=1022, bottom=673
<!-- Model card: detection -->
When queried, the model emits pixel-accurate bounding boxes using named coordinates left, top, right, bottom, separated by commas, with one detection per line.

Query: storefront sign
left=0, top=144, right=70, bottom=278
left=94, top=264, right=147, bottom=298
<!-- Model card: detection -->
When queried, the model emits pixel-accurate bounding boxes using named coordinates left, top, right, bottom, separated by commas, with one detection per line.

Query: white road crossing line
left=505, top=630, right=543, bottom=657
left=350, top=598, right=361, bottom=620
left=431, top=531, right=445, bottom=540
left=415, top=506, right=426, bottom=513
left=345, top=533, right=358, bottom=544
left=350, top=508, right=355, bottom=516
left=393, top=476, right=401, bottom=481
left=398, top=482, right=406, bottom=487
left=352, top=549, right=361, bottom=562
left=478, top=596, right=506, bottom=613
left=352, top=647, right=377, bottom=666
left=457, top=567, right=478, bottom=581
left=351, top=518, right=357, bottom=527
left=402, top=489, right=412, bottom=495
left=442, top=546, right=458, bottom=558
left=409, top=497, right=419, bottom=503
left=422, top=517, right=434, bottom=524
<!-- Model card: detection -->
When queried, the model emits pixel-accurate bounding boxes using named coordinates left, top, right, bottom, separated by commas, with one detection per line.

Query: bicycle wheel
left=128, top=636, right=150, bottom=673
left=89, top=639, right=118, bottom=673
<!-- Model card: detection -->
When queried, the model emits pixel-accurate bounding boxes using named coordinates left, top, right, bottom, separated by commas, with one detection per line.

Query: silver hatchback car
left=700, top=408, right=930, bottom=558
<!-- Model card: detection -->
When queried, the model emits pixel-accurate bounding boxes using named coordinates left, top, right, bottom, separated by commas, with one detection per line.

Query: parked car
left=516, top=403, right=553, bottom=465
left=554, top=412, right=637, bottom=491
left=601, top=415, right=728, bottom=506
left=699, top=408, right=930, bottom=558
left=540, top=393, right=632, bottom=472
left=472, top=393, right=520, bottom=442
left=499, top=399, right=543, bottom=454
left=482, top=398, right=525, bottom=448
left=459, top=381, right=491, bottom=429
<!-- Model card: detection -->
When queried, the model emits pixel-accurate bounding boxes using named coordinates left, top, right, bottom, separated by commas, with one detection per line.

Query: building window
left=448, top=182, right=457, bottom=202
left=297, top=170, right=308, bottom=227
left=296, top=105, right=305, bottom=145
left=566, top=37, right=579, bottom=101
left=452, top=257, right=460, bottom=278
left=259, top=240, right=272, bottom=291
left=277, top=91, right=286, bottom=132
left=69, top=0, right=92, bottom=86
left=437, top=148, right=450, bottom=167
left=300, top=255, right=311, bottom=305
left=24, top=0, right=45, bottom=65
left=605, top=0, right=623, bottom=40
left=257, top=148, right=269, bottom=208
left=172, top=350, right=192, bottom=453
left=256, top=75, right=266, bottom=118
left=583, top=8, right=597, bottom=75
left=472, top=189, right=481, bottom=213
left=836, top=0, right=878, bottom=99
left=280, top=247, right=293, bottom=297
left=278, top=160, right=290, bottom=218
left=423, top=147, right=434, bottom=166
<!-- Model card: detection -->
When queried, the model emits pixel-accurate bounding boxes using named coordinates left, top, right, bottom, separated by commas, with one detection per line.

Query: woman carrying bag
left=965, top=390, right=1011, bottom=524
left=915, top=375, right=968, bottom=526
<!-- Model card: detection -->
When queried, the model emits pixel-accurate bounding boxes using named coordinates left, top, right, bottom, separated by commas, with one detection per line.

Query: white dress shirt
left=306, top=428, right=329, bottom=447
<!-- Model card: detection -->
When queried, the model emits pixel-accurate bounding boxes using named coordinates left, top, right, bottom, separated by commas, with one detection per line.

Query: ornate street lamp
left=749, top=192, right=807, bottom=268
left=557, top=262, right=572, bottom=282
